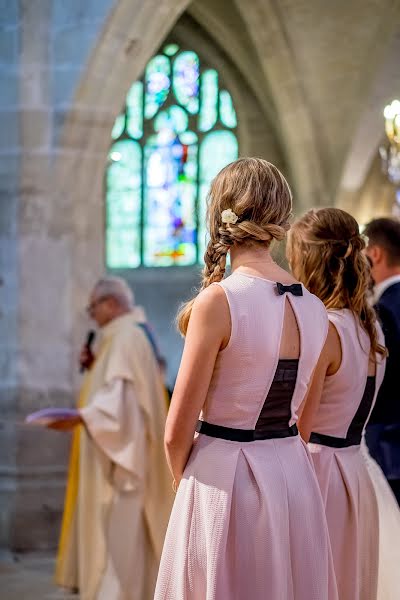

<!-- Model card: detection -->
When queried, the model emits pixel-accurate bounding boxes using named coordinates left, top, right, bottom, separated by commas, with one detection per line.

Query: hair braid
left=177, top=235, right=232, bottom=335
left=202, top=237, right=232, bottom=288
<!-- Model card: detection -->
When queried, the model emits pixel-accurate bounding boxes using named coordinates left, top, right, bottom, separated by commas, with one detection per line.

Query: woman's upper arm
left=165, top=285, right=230, bottom=441
left=298, top=321, right=341, bottom=441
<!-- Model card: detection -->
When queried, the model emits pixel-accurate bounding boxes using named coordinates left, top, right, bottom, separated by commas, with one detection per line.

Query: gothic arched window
left=105, top=43, right=239, bottom=268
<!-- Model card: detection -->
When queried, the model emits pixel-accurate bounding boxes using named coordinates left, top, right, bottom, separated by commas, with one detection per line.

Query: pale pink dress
left=154, top=272, right=338, bottom=600
left=308, top=309, right=386, bottom=600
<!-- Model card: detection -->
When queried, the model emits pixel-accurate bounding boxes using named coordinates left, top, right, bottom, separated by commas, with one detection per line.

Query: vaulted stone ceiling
left=189, top=0, right=400, bottom=216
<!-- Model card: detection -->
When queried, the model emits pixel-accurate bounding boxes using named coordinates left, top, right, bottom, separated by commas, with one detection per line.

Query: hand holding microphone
left=79, top=330, right=96, bottom=373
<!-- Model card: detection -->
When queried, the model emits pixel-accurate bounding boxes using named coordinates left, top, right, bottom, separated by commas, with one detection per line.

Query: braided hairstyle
left=177, top=157, right=293, bottom=335
left=287, top=207, right=386, bottom=358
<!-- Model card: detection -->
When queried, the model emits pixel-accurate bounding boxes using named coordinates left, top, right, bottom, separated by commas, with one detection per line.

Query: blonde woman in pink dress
left=154, top=158, right=338, bottom=600
left=287, top=208, right=388, bottom=600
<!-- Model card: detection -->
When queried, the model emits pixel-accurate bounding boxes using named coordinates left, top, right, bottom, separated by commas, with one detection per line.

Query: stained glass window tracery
left=106, top=43, right=239, bottom=268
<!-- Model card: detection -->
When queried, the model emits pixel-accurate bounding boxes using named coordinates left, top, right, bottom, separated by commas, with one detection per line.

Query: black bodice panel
left=310, top=376, right=376, bottom=448
left=254, top=359, right=298, bottom=439
left=197, top=359, right=299, bottom=442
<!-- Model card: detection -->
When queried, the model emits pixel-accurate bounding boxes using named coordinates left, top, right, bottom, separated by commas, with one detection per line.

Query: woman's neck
left=229, top=243, right=297, bottom=285
left=230, top=245, right=275, bottom=272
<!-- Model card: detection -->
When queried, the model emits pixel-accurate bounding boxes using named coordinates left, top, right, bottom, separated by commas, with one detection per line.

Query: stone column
left=0, top=0, right=20, bottom=550
left=0, top=0, right=73, bottom=551
left=0, top=0, right=192, bottom=552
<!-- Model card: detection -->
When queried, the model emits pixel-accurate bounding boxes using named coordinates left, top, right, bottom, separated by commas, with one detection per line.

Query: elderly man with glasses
left=52, top=276, right=173, bottom=600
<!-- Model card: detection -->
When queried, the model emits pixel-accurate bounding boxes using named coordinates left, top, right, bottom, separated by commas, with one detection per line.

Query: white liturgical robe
left=56, top=313, right=173, bottom=600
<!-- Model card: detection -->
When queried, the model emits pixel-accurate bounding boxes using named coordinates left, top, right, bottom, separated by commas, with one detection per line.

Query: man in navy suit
left=365, top=217, right=400, bottom=504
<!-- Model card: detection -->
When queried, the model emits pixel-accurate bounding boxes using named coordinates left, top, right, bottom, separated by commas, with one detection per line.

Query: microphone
left=80, top=330, right=96, bottom=373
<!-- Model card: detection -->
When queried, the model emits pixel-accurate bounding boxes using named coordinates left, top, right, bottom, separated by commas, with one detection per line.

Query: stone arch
left=335, top=28, right=400, bottom=222
left=233, top=0, right=328, bottom=212
left=233, top=0, right=400, bottom=214
left=172, top=12, right=284, bottom=164
left=52, top=0, right=192, bottom=385
left=53, top=0, right=286, bottom=386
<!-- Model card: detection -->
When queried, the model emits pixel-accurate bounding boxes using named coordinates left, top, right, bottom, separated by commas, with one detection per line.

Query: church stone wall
left=0, top=0, right=122, bottom=551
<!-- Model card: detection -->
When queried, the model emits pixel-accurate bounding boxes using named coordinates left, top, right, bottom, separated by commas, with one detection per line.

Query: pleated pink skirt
left=361, top=441, right=400, bottom=600
left=155, top=434, right=338, bottom=600
left=308, top=443, right=379, bottom=600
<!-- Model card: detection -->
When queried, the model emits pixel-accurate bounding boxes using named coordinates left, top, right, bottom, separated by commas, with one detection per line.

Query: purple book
left=25, top=407, right=79, bottom=426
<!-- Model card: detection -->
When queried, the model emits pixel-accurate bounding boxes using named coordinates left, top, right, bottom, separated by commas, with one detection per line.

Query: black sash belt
left=309, top=431, right=361, bottom=448
left=196, top=420, right=298, bottom=442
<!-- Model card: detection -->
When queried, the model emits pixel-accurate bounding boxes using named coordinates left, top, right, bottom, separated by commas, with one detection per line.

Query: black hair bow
left=276, top=282, right=303, bottom=296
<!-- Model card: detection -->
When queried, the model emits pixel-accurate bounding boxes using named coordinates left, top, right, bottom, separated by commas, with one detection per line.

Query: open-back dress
left=154, top=271, right=338, bottom=600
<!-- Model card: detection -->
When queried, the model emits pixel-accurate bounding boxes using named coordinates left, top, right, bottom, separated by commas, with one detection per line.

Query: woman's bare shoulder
left=193, top=284, right=229, bottom=318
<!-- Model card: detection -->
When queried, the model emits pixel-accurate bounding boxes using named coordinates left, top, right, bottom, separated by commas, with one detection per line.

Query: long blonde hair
left=287, top=207, right=386, bottom=358
left=177, top=157, right=293, bottom=335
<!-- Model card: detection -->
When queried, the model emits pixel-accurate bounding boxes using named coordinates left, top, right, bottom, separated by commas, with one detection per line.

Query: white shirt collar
left=373, top=274, right=400, bottom=303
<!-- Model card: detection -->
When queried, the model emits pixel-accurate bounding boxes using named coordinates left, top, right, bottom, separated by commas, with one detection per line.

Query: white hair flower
left=221, top=208, right=238, bottom=224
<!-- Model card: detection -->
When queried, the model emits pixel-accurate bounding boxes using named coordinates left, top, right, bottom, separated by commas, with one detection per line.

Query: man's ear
left=367, top=244, right=383, bottom=265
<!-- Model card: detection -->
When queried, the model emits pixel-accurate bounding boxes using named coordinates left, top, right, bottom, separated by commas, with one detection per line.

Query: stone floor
left=0, top=552, right=74, bottom=600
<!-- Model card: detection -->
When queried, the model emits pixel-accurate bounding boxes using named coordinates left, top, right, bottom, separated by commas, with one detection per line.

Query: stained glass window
left=106, top=43, right=239, bottom=268
left=126, top=82, right=143, bottom=139
left=199, top=70, right=218, bottom=132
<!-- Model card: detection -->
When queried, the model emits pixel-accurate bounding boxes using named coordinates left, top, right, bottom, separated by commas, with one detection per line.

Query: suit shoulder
left=380, top=282, right=400, bottom=305
left=377, top=295, right=400, bottom=323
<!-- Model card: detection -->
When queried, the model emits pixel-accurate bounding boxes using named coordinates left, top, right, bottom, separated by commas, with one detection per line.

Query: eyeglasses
left=86, top=297, right=108, bottom=314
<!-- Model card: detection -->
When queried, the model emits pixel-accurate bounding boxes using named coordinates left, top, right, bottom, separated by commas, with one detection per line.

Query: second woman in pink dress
left=287, top=207, right=387, bottom=600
